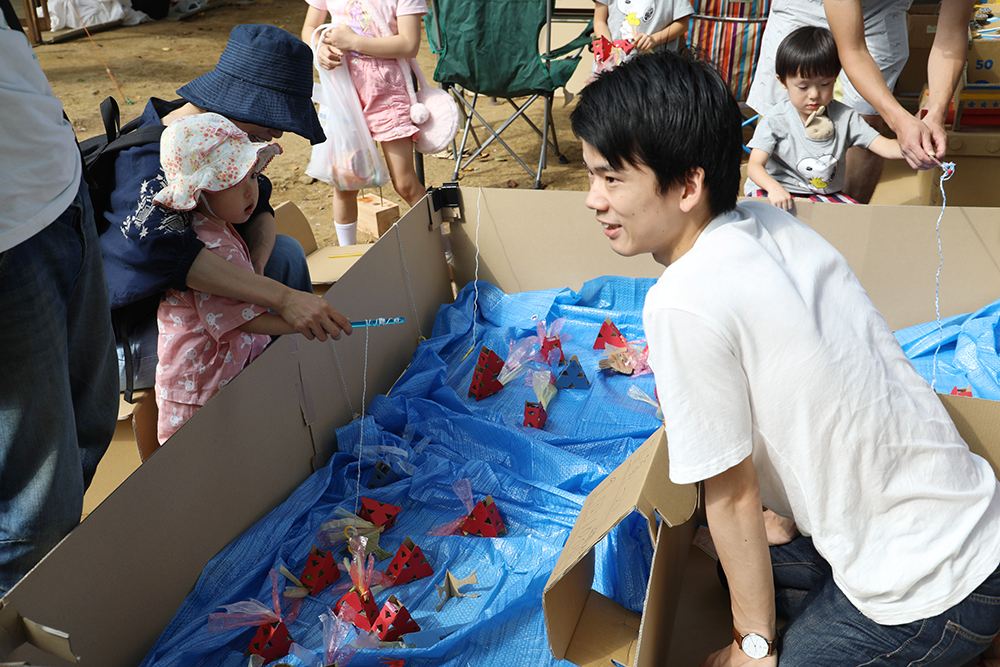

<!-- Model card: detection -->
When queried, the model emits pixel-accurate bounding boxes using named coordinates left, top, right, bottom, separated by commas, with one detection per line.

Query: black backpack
left=79, top=96, right=164, bottom=234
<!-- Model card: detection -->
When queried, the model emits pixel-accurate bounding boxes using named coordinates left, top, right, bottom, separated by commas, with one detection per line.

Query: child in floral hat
left=152, top=113, right=298, bottom=445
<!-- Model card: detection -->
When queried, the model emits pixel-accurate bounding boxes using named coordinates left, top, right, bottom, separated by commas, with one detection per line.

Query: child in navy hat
left=101, top=25, right=351, bottom=402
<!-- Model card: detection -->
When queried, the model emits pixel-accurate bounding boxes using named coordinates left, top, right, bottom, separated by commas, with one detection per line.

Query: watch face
left=741, top=633, right=770, bottom=659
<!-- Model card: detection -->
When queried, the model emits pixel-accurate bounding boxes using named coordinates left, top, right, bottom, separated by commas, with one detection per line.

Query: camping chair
left=425, top=0, right=593, bottom=189
left=687, top=0, right=770, bottom=152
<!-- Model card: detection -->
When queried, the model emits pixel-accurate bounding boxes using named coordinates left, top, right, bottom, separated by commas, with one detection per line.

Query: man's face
left=582, top=141, right=688, bottom=266
left=230, top=120, right=283, bottom=143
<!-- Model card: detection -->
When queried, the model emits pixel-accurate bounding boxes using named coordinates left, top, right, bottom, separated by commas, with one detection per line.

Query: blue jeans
left=0, top=177, right=118, bottom=594
left=117, top=233, right=312, bottom=392
left=772, top=537, right=1000, bottom=667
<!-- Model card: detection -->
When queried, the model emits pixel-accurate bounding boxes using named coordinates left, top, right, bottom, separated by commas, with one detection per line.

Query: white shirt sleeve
left=644, top=305, right=754, bottom=485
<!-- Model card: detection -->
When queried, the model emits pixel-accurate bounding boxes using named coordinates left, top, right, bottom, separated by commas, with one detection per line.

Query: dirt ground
left=36, top=0, right=590, bottom=248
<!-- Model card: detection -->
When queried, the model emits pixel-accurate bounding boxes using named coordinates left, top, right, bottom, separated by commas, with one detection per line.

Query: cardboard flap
left=0, top=605, right=76, bottom=664
left=941, top=393, right=1000, bottom=471
left=546, top=428, right=696, bottom=592
left=274, top=201, right=318, bottom=255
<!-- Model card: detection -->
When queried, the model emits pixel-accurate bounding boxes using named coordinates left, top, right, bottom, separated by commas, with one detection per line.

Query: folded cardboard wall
left=3, top=191, right=1000, bottom=666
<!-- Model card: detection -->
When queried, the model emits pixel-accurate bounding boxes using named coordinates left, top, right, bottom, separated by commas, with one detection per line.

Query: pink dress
left=307, top=0, right=428, bottom=142
left=154, top=213, right=270, bottom=443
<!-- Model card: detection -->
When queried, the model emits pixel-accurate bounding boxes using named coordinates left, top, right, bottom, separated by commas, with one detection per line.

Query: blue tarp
left=895, top=299, right=1000, bottom=400
left=141, top=277, right=663, bottom=667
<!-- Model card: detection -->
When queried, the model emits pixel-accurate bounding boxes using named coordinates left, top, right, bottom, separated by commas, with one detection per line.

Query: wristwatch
left=733, top=628, right=775, bottom=659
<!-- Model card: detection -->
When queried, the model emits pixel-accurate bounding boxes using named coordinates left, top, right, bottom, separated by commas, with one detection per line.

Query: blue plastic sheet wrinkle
left=140, top=276, right=663, bottom=667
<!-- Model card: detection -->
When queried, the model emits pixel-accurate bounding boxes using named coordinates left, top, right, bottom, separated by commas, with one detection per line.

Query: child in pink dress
left=152, top=113, right=298, bottom=445
left=301, top=0, right=428, bottom=246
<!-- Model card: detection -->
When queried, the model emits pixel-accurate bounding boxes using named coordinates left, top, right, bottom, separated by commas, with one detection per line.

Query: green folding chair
left=425, top=0, right=592, bottom=189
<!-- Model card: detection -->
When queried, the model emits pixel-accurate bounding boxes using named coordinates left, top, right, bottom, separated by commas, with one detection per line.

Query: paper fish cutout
left=540, top=335, right=565, bottom=365
left=357, top=497, right=401, bottom=531
left=435, top=570, right=479, bottom=612
left=468, top=347, right=505, bottom=401
left=373, top=595, right=421, bottom=642
left=368, top=459, right=401, bottom=489
left=555, top=355, right=589, bottom=390
left=386, top=537, right=434, bottom=585
left=245, top=621, right=293, bottom=665
left=459, top=495, right=507, bottom=538
left=334, top=586, right=380, bottom=633
left=297, top=545, right=340, bottom=595
left=524, top=401, right=548, bottom=429
left=594, top=318, right=628, bottom=350
left=592, top=35, right=635, bottom=65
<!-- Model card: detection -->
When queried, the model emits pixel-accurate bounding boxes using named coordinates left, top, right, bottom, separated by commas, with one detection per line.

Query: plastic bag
left=306, top=25, right=391, bottom=191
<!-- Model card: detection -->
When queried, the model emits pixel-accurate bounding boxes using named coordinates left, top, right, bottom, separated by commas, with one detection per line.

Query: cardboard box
left=273, top=200, right=371, bottom=292
left=896, top=4, right=940, bottom=95
left=3, top=191, right=1000, bottom=666
left=968, top=3, right=1000, bottom=85
left=917, top=129, right=1000, bottom=205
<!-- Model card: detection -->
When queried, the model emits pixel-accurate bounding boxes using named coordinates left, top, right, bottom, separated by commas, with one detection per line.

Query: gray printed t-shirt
left=745, top=98, right=881, bottom=196
left=596, top=0, right=694, bottom=52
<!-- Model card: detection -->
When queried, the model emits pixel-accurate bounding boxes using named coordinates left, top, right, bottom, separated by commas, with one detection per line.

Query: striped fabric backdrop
left=687, top=0, right=770, bottom=101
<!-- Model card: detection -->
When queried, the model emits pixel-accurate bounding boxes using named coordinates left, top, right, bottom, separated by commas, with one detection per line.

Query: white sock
left=335, top=221, right=358, bottom=246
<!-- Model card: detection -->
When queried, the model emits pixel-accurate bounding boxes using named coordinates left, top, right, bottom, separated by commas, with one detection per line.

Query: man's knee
left=264, top=234, right=311, bottom=293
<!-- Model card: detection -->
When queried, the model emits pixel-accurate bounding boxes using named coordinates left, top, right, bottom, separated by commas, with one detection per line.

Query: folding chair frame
left=427, top=0, right=590, bottom=189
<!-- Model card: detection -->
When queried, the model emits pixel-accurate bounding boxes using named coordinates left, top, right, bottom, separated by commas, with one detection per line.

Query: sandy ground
left=36, top=0, right=590, bottom=248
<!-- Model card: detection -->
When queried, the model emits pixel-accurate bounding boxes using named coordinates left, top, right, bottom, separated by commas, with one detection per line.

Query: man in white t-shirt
left=571, top=50, right=1000, bottom=667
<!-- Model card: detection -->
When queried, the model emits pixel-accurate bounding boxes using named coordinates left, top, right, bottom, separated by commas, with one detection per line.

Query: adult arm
left=187, top=251, right=351, bottom=341
left=239, top=312, right=297, bottom=336
left=324, top=14, right=423, bottom=59
left=922, top=0, right=975, bottom=147
left=700, top=457, right=778, bottom=667
left=824, top=0, right=948, bottom=168
left=240, top=211, right=275, bottom=275
left=593, top=3, right=612, bottom=42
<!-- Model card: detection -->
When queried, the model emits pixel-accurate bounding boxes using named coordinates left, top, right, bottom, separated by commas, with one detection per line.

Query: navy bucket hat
left=177, top=24, right=326, bottom=145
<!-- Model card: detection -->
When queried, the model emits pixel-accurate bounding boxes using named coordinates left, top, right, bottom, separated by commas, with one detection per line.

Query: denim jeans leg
left=0, top=178, right=117, bottom=593
left=264, top=234, right=312, bottom=294
left=779, top=563, right=1000, bottom=667
left=771, top=535, right=833, bottom=622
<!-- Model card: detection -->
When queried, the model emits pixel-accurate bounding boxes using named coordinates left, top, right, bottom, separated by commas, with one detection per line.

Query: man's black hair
left=570, top=51, right=743, bottom=217
left=774, top=26, right=841, bottom=82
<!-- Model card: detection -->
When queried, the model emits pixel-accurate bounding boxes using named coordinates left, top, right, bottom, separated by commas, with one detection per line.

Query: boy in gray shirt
left=745, top=27, right=902, bottom=209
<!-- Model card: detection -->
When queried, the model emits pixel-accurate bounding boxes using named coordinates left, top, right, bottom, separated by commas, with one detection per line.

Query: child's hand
left=633, top=32, right=656, bottom=51
left=316, top=42, right=344, bottom=70
left=323, top=24, right=358, bottom=54
left=767, top=186, right=794, bottom=211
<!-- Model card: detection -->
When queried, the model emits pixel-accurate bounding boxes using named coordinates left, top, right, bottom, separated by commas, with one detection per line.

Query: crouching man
left=571, top=51, right=1000, bottom=667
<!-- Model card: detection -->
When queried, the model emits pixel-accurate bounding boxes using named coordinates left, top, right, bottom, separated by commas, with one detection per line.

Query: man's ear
left=678, top=167, right=706, bottom=214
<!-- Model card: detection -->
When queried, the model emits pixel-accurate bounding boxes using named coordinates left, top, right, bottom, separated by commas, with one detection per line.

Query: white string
left=395, top=226, right=422, bottom=339
left=471, top=188, right=483, bottom=345
left=930, top=162, right=956, bottom=394
left=354, top=325, right=370, bottom=517
left=330, top=340, right=355, bottom=416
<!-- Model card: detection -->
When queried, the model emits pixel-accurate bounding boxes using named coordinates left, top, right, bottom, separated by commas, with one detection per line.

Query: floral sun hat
left=153, top=112, right=283, bottom=212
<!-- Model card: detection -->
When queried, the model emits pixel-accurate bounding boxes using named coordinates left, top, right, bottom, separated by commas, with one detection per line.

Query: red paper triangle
left=386, top=537, right=435, bottom=585
left=459, top=495, right=507, bottom=538
left=594, top=318, right=627, bottom=350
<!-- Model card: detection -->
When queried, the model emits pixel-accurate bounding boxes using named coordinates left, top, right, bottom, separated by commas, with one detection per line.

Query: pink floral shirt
left=155, top=213, right=270, bottom=406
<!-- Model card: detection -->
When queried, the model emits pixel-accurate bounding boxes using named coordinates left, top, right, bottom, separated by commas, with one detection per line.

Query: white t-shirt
left=643, top=201, right=1000, bottom=625
left=0, top=18, right=81, bottom=253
